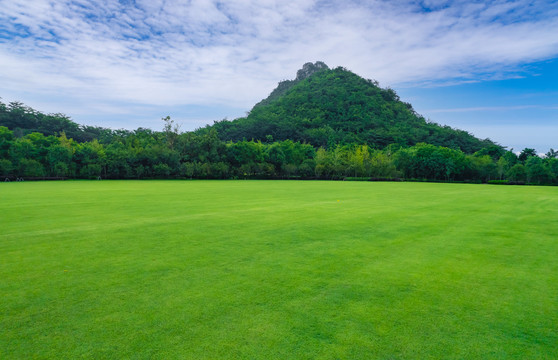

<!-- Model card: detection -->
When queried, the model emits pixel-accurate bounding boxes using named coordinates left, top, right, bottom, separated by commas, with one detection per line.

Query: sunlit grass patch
left=1, top=180, right=557, bottom=359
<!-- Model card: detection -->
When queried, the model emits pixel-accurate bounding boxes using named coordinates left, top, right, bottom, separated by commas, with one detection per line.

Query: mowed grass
left=1, top=180, right=557, bottom=359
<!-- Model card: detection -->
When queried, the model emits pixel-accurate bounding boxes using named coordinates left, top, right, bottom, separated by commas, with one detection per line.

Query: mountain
left=0, top=100, right=117, bottom=143
left=252, top=61, right=330, bottom=108
left=202, top=62, right=497, bottom=153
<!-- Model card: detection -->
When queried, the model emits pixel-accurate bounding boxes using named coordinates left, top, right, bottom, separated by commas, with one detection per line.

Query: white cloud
left=0, top=0, right=558, bottom=128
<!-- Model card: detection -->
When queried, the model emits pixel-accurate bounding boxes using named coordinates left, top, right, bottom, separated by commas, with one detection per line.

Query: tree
left=468, top=155, right=497, bottom=182
left=347, top=145, right=369, bottom=177
left=502, top=150, right=518, bottom=167
left=393, top=148, right=413, bottom=178
left=212, top=162, right=230, bottom=179
left=526, top=156, right=553, bottom=184
left=0, top=126, right=14, bottom=158
left=506, top=164, right=526, bottom=182
left=180, top=162, right=196, bottom=179
left=519, top=148, right=537, bottom=162
left=546, top=158, right=558, bottom=183
left=47, top=145, right=72, bottom=175
left=104, top=142, right=134, bottom=179
left=497, top=156, right=509, bottom=180
left=330, top=146, right=348, bottom=178
left=393, top=143, right=466, bottom=180
left=9, top=138, right=37, bottom=162
left=153, top=163, right=172, bottom=177
left=314, top=147, right=331, bottom=178
left=266, top=143, right=286, bottom=174
left=53, top=162, right=70, bottom=177
left=17, top=158, right=45, bottom=177
left=370, top=151, right=399, bottom=178
left=79, top=164, right=101, bottom=178
left=162, top=116, right=181, bottom=150
left=0, top=159, right=13, bottom=176
left=298, top=159, right=316, bottom=177
left=74, top=140, right=106, bottom=178
left=473, top=145, right=505, bottom=161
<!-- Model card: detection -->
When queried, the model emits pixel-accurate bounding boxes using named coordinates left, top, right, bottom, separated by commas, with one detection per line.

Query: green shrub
left=18, top=158, right=45, bottom=177
left=0, top=159, right=13, bottom=176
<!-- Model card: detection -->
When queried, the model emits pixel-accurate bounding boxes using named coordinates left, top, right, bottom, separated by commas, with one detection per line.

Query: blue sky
left=1, top=0, right=557, bottom=152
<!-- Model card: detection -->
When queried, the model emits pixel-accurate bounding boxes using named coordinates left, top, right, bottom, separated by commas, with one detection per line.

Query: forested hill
left=251, top=61, right=330, bottom=108
left=201, top=62, right=497, bottom=153
left=0, top=100, right=120, bottom=143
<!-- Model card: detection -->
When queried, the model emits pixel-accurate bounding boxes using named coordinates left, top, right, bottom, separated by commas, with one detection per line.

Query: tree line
left=1, top=123, right=557, bottom=185
left=0, top=100, right=117, bottom=143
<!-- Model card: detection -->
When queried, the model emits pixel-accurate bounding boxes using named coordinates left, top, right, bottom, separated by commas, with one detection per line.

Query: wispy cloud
left=1, top=0, right=558, bottom=123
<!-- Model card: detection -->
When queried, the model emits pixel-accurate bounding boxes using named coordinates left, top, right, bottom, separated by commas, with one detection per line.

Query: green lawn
left=1, top=180, right=557, bottom=359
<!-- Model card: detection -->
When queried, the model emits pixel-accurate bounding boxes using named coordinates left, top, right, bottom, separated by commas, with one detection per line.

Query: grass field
left=1, top=180, right=557, bottom=359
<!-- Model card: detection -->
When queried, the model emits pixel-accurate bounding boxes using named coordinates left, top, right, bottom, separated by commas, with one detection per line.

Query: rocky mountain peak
left=295, top=61, right=329, bottom=81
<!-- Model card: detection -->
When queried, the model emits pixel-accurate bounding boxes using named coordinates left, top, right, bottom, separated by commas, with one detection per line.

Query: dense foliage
left=1, top=62, right=556, bottom=185
left=201, top=64, right=496, bottom=153
left=0, top=100, right=123, bottom=143
left=1, top=124, right=557, bottom=185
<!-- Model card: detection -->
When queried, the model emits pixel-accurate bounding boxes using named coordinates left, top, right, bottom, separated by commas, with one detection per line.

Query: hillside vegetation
left=203, top=62, right=495, bottom=153
left=0, top=100, right=115, bottom=143
left=1, top=63, right=557, bottom=184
